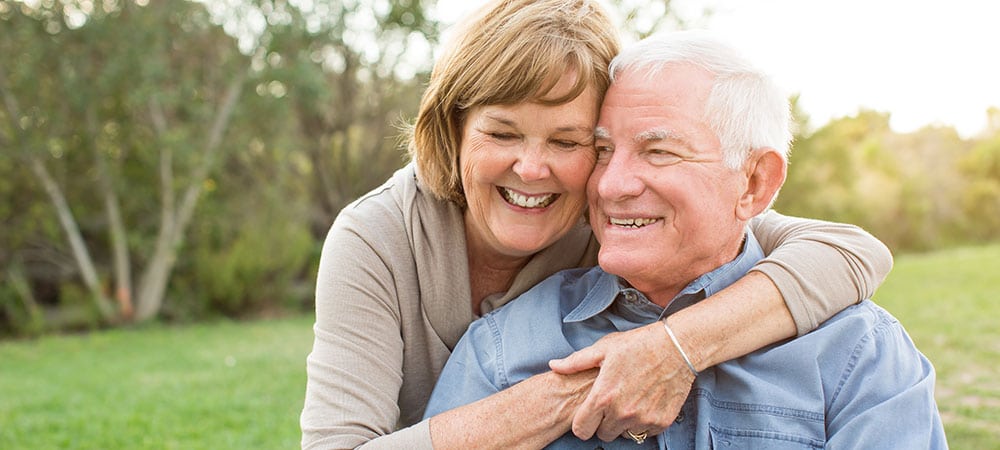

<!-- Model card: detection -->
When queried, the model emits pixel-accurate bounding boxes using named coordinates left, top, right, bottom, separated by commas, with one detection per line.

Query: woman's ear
left=736, top=148, right=787, bottom=220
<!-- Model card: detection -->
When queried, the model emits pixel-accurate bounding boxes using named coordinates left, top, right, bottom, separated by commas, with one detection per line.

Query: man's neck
left=636, top=231, right=749, bottom=308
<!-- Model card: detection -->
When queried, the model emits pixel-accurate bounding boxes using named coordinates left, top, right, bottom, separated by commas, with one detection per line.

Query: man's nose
left=596, top=149, right=644, bottom=200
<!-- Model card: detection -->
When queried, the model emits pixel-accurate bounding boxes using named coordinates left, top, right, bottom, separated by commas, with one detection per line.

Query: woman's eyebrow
left=481, top=112, right=516, bottom=127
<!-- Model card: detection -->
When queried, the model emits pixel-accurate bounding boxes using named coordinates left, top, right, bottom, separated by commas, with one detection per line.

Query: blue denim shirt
left=424, top=230, right=947, bottom=449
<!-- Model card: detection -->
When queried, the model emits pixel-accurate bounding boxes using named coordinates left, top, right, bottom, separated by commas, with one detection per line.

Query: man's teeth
left=610, top=217, right=658, bottom=228
left=501, top=188, right=556, bottom=208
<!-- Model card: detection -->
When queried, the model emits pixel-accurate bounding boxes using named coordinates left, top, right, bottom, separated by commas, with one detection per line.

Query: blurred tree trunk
left=0, top=68, right=117, bottom=320
left=28, top=156, right=117, bottom=319
left=135, top=73, right=246, bottom=321
left=88, top=108, right=134, bottom=319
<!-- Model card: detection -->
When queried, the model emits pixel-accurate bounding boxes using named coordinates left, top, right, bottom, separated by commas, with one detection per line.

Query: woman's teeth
left=500, top=187, right=556, bottom=208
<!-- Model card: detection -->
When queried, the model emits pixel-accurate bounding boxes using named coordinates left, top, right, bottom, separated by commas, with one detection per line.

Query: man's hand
left=548, top=322, right=696, bottom=442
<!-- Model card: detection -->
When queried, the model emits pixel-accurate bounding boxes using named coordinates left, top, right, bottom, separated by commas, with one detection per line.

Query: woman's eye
left=487, top=132, right=518, bottom=141
left=553, top=140, right=581, bottom=149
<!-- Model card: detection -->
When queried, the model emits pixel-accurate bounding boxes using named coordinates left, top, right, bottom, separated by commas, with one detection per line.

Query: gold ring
left=625, top=429, right=648, bottom=444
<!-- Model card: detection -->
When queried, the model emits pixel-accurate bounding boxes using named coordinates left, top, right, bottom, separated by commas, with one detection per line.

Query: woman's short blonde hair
left=409, top=0, right=620, bottom=205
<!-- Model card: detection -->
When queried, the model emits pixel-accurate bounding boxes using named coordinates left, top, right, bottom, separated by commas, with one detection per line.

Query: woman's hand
left=548, top=322, right=696, bottom=442
left=429, top=368, right=600, bottom=449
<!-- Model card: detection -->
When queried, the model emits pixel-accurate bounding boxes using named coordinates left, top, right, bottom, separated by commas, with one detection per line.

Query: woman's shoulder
left=339, top=164, right=418, bottom=217
left=332, top=163, right=455, bottom=231
left=323, top=163, right=464, bottom=260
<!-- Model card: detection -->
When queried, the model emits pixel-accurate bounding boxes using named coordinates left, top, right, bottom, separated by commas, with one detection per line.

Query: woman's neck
left=464, top=225, right=531, bottom=316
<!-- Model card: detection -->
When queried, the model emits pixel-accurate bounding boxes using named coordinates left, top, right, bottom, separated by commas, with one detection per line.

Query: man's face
left=588, top=63, right=749, bottom=304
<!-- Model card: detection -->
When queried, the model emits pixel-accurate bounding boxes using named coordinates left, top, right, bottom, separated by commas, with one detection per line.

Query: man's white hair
left=609, top=30, right=793, bottom=170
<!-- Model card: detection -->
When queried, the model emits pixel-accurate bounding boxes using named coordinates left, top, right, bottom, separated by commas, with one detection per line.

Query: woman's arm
left=550, top=211, right=893, bottom=440
left=301, top=221, right=426, bottom=449
left=749, top=209, right=893, bottom=335
left=429, top=370, right=597, bottom=449
left=422, top=295, right=600, bottom=449
left=302, top=202, right=598, bottom=449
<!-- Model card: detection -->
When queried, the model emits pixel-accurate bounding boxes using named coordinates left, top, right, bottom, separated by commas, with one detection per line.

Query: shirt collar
left=684, top=228, right=765, bottom=299
left=564, top=227, right=765, bottom=323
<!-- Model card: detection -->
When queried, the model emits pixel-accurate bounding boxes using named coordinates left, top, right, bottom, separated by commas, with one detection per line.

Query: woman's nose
left=512, top=143, right=551, bottom=181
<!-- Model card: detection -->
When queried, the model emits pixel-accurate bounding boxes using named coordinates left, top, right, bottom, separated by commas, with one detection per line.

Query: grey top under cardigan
left=300, top=163, right=892, bottom=449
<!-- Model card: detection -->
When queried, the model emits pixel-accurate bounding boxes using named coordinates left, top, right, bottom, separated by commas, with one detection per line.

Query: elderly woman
left=300, top=0, right=892, bottom=448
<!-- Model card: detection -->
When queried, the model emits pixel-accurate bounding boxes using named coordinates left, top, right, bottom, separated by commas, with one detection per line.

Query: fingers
left=592, top=412, right=665, bottom=443
left=570, top=361, right=624, bottom=440
left=570, top=392, right=604, bottom=440
left=567, top=324, right=695, bottom=442
left=549, top=346, right=605, bottom=375
left=588, top=388, right=639, bottom=442
left=594, top=417, right=628, bottom=442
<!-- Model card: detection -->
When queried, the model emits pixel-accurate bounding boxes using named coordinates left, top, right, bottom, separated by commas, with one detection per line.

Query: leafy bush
left=183, top=211, right=314, bottom=318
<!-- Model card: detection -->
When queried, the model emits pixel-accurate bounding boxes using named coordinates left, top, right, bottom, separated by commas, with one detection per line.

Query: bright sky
left=434, top=0, right=1000, bottom=138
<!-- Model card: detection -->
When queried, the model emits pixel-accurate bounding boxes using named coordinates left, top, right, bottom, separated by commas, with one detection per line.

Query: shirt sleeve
left=824, top=306, right=947, bottom=449
left=423, top=314, right=504, bottom=419
left=748, top=210, right=894, bottom=335
left=300, top=219, right=433, bottom=450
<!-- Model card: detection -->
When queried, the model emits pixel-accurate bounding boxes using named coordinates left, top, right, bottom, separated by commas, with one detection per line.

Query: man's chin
left=597, top=252, right=646, bottom=276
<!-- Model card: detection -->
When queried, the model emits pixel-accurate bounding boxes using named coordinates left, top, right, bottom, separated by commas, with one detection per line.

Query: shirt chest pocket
left=708, top=424, right=823, bottom=449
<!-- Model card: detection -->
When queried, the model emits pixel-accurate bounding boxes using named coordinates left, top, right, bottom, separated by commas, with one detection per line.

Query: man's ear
left=736, top=148, right=787, bottom=220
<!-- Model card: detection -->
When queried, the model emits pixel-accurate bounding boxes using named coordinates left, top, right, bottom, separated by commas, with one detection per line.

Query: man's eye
left=595, top=145, right=613, bottom=161
left=648, top=149, right=683, bottom=165
left=552, top=140, right=581, bottom=149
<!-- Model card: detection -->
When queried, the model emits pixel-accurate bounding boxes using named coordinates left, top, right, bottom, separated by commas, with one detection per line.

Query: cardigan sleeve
left=300, top=210, right=435, bottom=450
left=748, top=210, right=893, bottom=336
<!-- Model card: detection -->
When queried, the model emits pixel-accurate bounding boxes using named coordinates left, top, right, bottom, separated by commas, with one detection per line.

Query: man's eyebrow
left=635, top=129, right=686, bottom=144
left=594, top=128, right=690, bottom=144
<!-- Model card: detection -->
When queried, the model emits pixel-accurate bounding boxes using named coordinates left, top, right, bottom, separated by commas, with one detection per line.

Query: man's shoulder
left=732, top=301, right=899, bottom=369
left=813, top=300, right=898, bottom=337
left=749, top=300, right=910, bottom=377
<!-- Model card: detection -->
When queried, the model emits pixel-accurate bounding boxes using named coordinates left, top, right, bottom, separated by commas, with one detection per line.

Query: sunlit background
left=440, top=0, right=1000, bottom=138
left=1, top=1, right=998, bottom=448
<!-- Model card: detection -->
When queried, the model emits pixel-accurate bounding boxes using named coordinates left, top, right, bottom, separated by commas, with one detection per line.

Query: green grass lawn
left=1, top=243, right=998, bottom=449
left=0, top=316, right=315, bottom=449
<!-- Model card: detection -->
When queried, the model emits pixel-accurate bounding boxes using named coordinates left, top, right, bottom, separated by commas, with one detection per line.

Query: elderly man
left=424, top=31, right=946, bottom=449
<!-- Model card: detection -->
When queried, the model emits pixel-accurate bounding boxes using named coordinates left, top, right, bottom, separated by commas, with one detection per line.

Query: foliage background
left=1, top=1, right=997, bottom=448
left=3, top=0, right=997, bottom=333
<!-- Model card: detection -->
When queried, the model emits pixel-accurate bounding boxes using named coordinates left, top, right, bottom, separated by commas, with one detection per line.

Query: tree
left=959, top=127, right=1000, bottom=241
left=1, top=0, right=443, bottom=330
left=776, top=107, right=977, bottom=252
left=1, top=1, right=249, bottom=324
left=234, top=0, right=439, bottom=237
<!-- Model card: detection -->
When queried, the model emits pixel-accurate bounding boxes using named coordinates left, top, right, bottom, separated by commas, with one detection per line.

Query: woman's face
left=459, top=74, right=599, bottom=261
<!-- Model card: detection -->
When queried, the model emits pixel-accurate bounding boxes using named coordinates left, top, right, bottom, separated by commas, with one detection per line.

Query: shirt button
left=675, top=411, right=685, bottom=423
left=624, top=291, right=636, bottom=302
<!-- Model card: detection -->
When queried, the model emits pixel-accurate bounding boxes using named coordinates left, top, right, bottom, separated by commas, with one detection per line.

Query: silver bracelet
left=663, top=320, right=699, bottom=377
